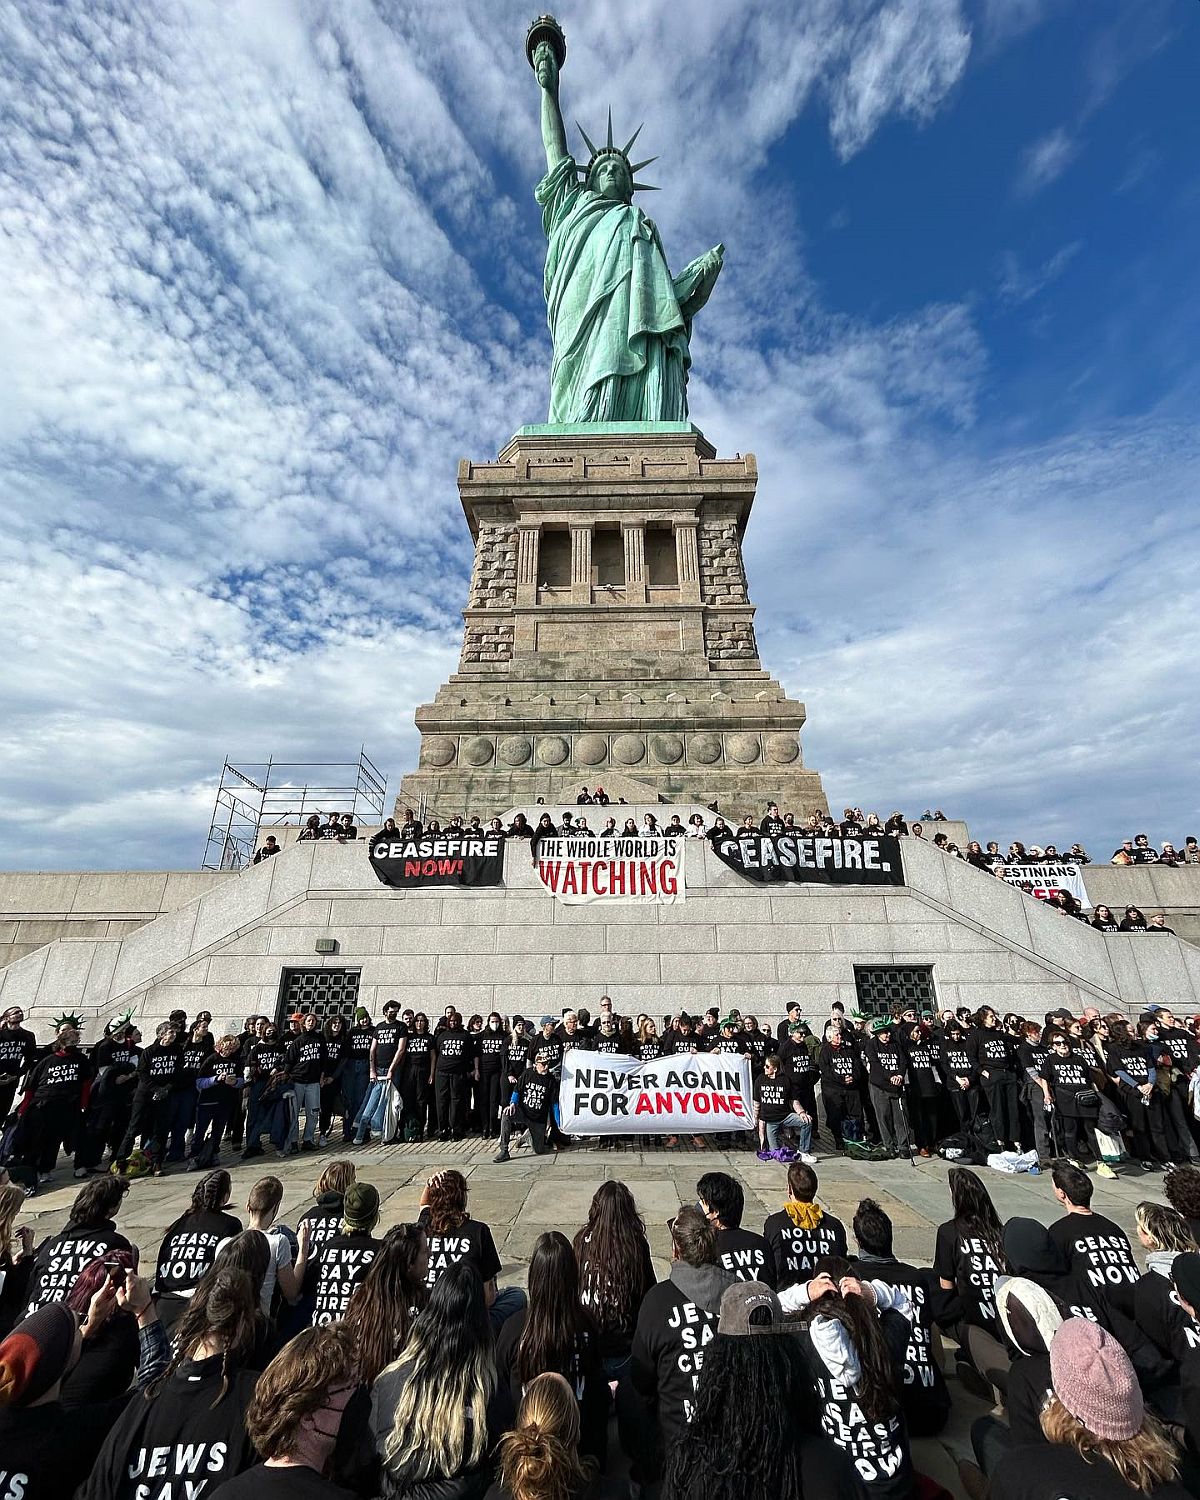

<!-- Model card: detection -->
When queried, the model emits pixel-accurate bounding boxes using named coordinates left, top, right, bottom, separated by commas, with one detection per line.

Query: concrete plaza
left=19, top=1137, right=1163, bottom=1499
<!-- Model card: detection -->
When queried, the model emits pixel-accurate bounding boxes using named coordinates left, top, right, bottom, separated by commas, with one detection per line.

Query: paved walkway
left=19, top=1140, right=1168, bottom=1500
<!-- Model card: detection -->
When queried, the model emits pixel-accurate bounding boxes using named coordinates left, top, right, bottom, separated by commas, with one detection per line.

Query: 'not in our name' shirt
left=763, top=1208, right=848, bottom=1291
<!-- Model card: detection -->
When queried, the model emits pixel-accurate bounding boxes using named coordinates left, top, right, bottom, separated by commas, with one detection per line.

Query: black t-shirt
left=372, top=1021, right=407, bottom=1073
left=1017, top=1040, right=1050, bottom=1081
left=1048, top=1213, right=1140, bottom=1295
left=820, top=1042, right=863, bottom=1089
left=1039, top=1054, right=1095, bottom=1115
left=516, top=1067, right=558, bottom=1121
left=902, top=1038, right=940, bottom=1096
left=494, top=1308, right=607, bottom=1460
left=346, top=1024, right=375, bottom=1060
left=742, top=1030, right=776, bottom=1066
left=27, top=1047, right=93, bottom=1102
left=637, top=1038, right=665, bottom=1062
left=23, top=1221, right=133, bottom=1315
left=286, top=1034, right=325, bottom=1084
left=79, top=1355, right=259, bottom=1500
left=417, top=1210, right=501, bottom=1290
left=864, top=1039, right=907, bottom=1095
left=938, top=1037, right=974, bottom=1083
left=969, top=1028, right=1014, bottom=1077
left=506, top=1035, right=533, bottom=1077
left=763, top=1208, right=847, bottom=1290
left=592, top=1031, right=628, bottom=1056
left=714, top=1226, right=776, bottom=1286
left=1005, top=1352, right=1052, bottom=1447
left=933, top=1219, right=1003, bottom=1332
left=990, top=1441, right=1191, bottom=1500
left=532, top=1035, right=565, bottom=1073
left=0, top=1024, right=37, bottom=1080
left=753, top=1072, right=791, bottom=1123
left=799, top=1326, right=912, bottom=1500
left=219, top=1465, right=357, bottom=1500
left=477, top=1030, right=508, bottom=1072
left=402, top=1032, right=432, bottom=1070
left=853, top=1257, right=951, bottom=1436
left=181, top=1039, right=215, bottom=1082
left=304, top=1232, right=380, bottom=1325
left=155, top=1207, right=243, bottom=1296
left=249, top=1041, right=288, bottom=1085
left=138, top=1040, right=183, bottom=1090
left=433, top=1028, right=474, bottom=1075
left=0, top=1399, right=122, bottom=1500
left=59, top=1313, right=140, bottom=1407
left=297, top=1197, right=345, bottom=1251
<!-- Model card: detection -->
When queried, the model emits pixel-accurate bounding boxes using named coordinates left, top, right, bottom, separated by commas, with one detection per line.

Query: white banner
left=560, top=1049, right=752, bottom=1135
left=1001, top=862, right=1090, bottom=906
left=534, top=836, right=684, bottom=904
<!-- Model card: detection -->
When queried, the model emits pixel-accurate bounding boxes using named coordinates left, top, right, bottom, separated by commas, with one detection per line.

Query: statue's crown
left=577, top=110, right=658, bottom=193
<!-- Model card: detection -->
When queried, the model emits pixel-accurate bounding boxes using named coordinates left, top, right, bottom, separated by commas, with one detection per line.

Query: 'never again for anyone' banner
left=369, top=835, right=504, bottom=888
left=534, top=836, right=684, bottom=904
left=560, top=1049, right=752, bottom=1135
left=1001, top=862, right=1090, bottom=906
left=712, top=833, right=904, bottom=886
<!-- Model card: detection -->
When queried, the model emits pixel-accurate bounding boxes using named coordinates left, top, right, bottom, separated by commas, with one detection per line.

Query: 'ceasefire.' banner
left=712, top=833, right=904, bottom=886
left=560, top=1049, right=752, bottom=1135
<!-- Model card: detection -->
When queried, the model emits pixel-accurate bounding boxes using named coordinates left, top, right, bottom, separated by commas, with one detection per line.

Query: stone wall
left=2, top=837, right=1197, bottom=1036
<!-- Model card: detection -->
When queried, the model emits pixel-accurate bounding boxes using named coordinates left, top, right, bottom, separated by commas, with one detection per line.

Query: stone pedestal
left=397, top=424, right=827, bottom=819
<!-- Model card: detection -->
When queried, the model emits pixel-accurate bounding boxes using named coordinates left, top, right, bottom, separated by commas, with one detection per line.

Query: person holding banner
left=494, top=1053, right=564, bottom=1163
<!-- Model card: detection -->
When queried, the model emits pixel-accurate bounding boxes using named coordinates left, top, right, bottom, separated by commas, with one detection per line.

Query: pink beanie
left=1049, top=1318, right=1143, bottom=1441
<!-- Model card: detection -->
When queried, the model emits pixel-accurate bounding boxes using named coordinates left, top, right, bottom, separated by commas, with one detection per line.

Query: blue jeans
left=354, top=1078, right=395, bottom=1142
left=291, top=1081, right=321, bottom=1145
left=341, top=1060, right=371, bottom=1142
left=490, top=1285, right=526, bottom=1333
left=764, top=1113, right=812, bottom=1152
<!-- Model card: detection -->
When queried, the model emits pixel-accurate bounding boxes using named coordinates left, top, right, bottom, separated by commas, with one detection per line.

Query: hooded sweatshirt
left=763, top=1200, right=848, bottom=1291
left=630, top=1259, right=735, bottom=1450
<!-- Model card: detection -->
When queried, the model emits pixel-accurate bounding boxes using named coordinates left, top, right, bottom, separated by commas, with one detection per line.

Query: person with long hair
left=344, top=1223, right=430, bottom=1386
left=297, top=1158, right=357, bottom=1248
left=0, top=1181, right=34, bottom=1336
left=933, top=1165, right=1007, bottom=1395
left=573, top=1181, right=656, bottom=1380
left=990, top=1318, right=1187, bottom=1499
left=401, top=1012, right=435, bottom=1141
left=1130, top=1202, right=1200, bottom=1365
left=372, top=1262, right=514, bottom=1498
left=80, top=1267, right=262, bottom=1499
left=418, top=1169, right=524, bottom=1327
left=969, top=1005, right=1021, bottom=1152
left=487, top=1371, right=631, bottom=1500
left=217, top=1324, right=361, bottom=1500
left=154, top=1167, right=242, bottom=1332
left=21, top=1174, right=133, bottom=1316
left=60, top=1247, right=140, bottom=1405
left=496, top=1231, right=606, bottom=1464
left=662, top=1282, right=857, bottom=1500
left=319, top=1013, right=349, bottom=1146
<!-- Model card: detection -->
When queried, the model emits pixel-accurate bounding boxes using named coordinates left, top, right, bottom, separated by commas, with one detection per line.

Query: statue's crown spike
left=606, top=107, right=613, bottom=150
left=622, top=123, right=644, bottom=155
left=576, top=121, right=597, bottom=157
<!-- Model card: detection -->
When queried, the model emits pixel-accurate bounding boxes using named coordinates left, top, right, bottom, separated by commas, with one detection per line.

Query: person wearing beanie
left=989, top=1317, right=1188, bottom=1500
left=301, top=1180, right=381, bottom=1326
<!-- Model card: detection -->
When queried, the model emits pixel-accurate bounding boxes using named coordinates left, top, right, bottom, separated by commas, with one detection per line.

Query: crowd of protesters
left=4, top=1141, right=1200, bottom=1498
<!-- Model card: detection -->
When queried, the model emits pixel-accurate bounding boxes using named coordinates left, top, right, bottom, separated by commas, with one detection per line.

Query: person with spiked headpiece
left=14, top=1014, right=93, bottom=1182
left=529, top=17, right=724, bottom=423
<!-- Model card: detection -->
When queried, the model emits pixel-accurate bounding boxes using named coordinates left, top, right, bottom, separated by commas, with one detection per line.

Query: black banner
left=369, top=834, right=504, bottom=888
left=711, top=834, right=904, bottom=886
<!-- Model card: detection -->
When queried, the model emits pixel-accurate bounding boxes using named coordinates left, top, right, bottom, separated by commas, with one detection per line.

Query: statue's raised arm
left=525, top=15, right=723, bottom=425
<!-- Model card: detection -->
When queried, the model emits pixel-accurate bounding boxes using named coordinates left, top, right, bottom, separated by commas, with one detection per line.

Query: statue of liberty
left=527, top=16, right=724, bottom=424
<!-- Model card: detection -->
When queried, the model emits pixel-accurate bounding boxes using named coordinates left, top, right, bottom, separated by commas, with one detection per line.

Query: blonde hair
left=0, top=1184, right=24, bottom=1260
left=1135, top=1202, right=1197, bottom=1254
left=1041, top=1395, right=1179, bottom=1494
left=498, top=1373, right=594, bottom=1500
left=314, top=1161, right=356, bottom=1200
left=637, top=1017, right=656, bottom=1042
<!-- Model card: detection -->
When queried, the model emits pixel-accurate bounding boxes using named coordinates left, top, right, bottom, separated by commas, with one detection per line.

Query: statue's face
left=591, top=155, right=632, bottom=203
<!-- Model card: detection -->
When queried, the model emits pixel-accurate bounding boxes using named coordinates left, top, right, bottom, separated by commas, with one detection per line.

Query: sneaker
left=798, top=1151, right=818, bottom=1165
left=493, top=1150, right=511, bottom=1163
left=1096, top=1161, right=1117, bottom=1179
left=37, top=1173, right=51, bottom=1185
left=317, top=1134, right=329, bottom=1148
left=756, top=1149, right=774, bottom=1161
left=73, top=1167, right=90, bottom=1179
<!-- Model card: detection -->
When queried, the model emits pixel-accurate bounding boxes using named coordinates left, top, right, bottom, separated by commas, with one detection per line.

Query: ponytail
left=497, top=1424, right=586, bottom=1500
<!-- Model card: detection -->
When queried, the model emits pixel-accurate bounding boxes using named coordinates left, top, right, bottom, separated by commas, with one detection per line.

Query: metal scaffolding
left=201, top=749, right=387, bottom=870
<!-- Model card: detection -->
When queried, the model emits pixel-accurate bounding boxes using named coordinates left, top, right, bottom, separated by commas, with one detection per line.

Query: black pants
left=435, top=1071, right=468, bottom=1137
left=948, top=1084, right=978, bottom=1132
left=499, top=1105, right=561, bottom=1155
left=118, top=1088, right=172, bottom=1162
left=401, top=1068, right=433, bottom=1138
left=478, top=1071, right=504, bottom=1137
left=319, top=1082, right=342, bottom=1137
left=192, top=1094, right=233, bottom=1167
left=909, top=1093, right=940, bottom=1151
left=1056, top=1109, right=1101, bottom=1162
left=793, top=1074, right=819, bottom=1139
left=983, top=1075, right=1019, bottom=1143
left=21, top=1096, right=80, bottom=1172
left=822, top=1084, right=862, bottom=1147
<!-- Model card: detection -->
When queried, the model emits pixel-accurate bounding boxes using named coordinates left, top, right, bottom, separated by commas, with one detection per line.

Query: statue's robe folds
left=537, top=156, right=702, bottom=423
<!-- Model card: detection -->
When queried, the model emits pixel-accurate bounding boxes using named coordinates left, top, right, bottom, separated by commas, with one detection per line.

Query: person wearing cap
left=531, top=1015, right=566, bottom=1077
left=300, top=1180, right=381, bottom=1326
left=494, top=1051, right=564, bottom=1162
left=627, top=1205, right=737, bottom=1479
left=989, top=1318, right=1188, bottom=1500
left=1039, top=1030, right=1112, bottom=1173
left=863, top=1015, right=912, bottom=1158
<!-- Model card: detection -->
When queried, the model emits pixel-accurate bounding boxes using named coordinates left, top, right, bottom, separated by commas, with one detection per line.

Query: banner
left=1001, top=862, right=1089, bottom=906
left=712, top=833, right=904, bottom=886
left=534, top=835, right=684, bottom=904
left=369, top=834, right=504, bottom=889
left=560, top=1048, right=752, bottom=1135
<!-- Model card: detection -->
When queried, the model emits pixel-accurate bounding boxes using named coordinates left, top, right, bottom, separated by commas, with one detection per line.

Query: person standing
left=0, top=1006, right=38, bottom=1125
left=75, top=1020, right=141, bottom=1177
left=191, top=1036, right=246, bottom=1170
left=286, top=1014, right=325, bottom=1153
left=116, top=1019, right=183, bottom=1172
left=242, top=1022, right=291, bottom=1159
left=399, top=1012, right=434, bottom=1141
left=863, top=1016, right=911, bottom=1158
left=319, top=1015, right=348, bottom=1147
left=16, top=1020, right=93, bottom=1181
left=970, top=1006, right=1021, bottom=1151
left=354, top=1002, right=406, bottom=1146
left=818, top=1020, right=866, bottom=1149
left=340, top=1009, right=374, bottom=1145
left=431, top=1011, right=476, bottom=1141
left=477, top=1012, right=509, bottom=1140
left=1040, top=1032, right=1113, bottom=1174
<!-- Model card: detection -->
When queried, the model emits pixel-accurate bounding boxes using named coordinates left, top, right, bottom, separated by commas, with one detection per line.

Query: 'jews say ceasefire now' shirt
left=23, top=1220, right=133, bottom=1316
left=155, top=1208, right=243, bottom=1296
left=515, top=1068, right=558, bottom=1120
left=417, top=1208, right=501, bottom=1291
left=933, top=1218, right=1003, bottom=1333
left=304, top=1231, right=380, bottom=1325
left=714, top=1226, right=777, bottom=1286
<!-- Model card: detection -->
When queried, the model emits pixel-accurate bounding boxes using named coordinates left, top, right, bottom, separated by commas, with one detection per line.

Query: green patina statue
left=527, top=15, right=724, bottom=425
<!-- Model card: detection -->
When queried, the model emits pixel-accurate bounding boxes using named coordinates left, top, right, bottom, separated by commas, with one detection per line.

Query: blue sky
left=0, top=0, right=1197, bottom=871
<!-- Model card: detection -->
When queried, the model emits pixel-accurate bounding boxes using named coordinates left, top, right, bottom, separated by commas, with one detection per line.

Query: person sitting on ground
left=1130, top=1203, right=1200, bottom=1372
left=1164, top=1166, right=1200, bottom=1244
left=81, top=1267, right=262, bottom=1500
left=697, top=1170, right=776, bottom=1286
left=849, top=1197, right=953, bottom=1436
left=662, top=1281, right=858, bottom=1500
left=237, top=1176, right=303, bottom=1317
left=573, top=1181, right=657, bottom=1381
left=1047, top=1162, right=1140, bottom=1298
left=343, top=1224, right=430, bottom=1387
left=989, top=1318, right=1188, bottom=1500
left=153, top=1168, right=242, bottom=1334
left=496, top=1231, right=607, bottom=1464
left=488, top=1370, right=631, bottom=1500
left=627, top=1206, right=736, bottom=1482
left=20, top=1175, right=133, bottom=1317
left=1168, top=1252, right=1200, bottom=1459
left=934, top=1166, right=1009, bottom=1391
left=218, top=1324, right=360, bottom=1500
left=763, top=1161, right=847, bottom=1292
left=296, top=1160, right=356, bottom=1251
left=371, top=1261, right=514, bottom=1499
left=417, top=1169, right=524, bottom=1330
left=301, top=1181, right=380, bottom=1328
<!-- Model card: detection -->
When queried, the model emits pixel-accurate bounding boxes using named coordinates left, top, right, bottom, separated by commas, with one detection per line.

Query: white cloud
left=996, top=240, right=1083, bottom=304
left=1015, top=126, right=1078, bottom=195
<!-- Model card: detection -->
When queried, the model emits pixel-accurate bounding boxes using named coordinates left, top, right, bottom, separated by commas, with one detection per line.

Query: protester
left=342, top=1223, right=429, bottom=1385
left=297, top=1159, right=357, bottom=1250
left=697, top=1169, right=776, bottom=1286
left=763, top=1162, right=847, bottom=1290
left=154, top=1168, right=243, bottom=1332
left=22, top=1175, right=133, bottom=1316
left=573, top=1180, right=657, bottom=1379
left=302, top=1181, right=381, bottom=1327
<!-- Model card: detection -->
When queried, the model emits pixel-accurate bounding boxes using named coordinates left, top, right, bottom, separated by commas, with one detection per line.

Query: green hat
left=343, top=1182, right=380, bottom=1232
left=870, top=1016, right=893, bottom=1034
left=719, top=1015, right=739, bottom=1030
left=849, top=1010, right=867, bottom=1021
left=788, top=1020, right=805, bottom=1033
left=355, top=1007, right=370, bottom=1021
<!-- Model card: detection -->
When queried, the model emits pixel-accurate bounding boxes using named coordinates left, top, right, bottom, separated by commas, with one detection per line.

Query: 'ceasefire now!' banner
left=560, top=1049, right=753, bottom=1135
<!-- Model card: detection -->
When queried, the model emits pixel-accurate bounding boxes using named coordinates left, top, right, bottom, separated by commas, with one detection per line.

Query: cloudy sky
left=1, top=0, right=1197, bottom=872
